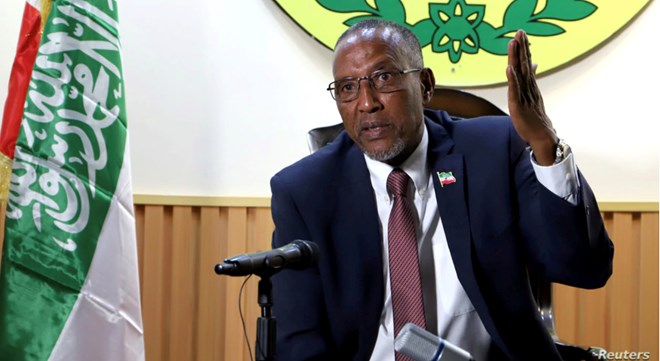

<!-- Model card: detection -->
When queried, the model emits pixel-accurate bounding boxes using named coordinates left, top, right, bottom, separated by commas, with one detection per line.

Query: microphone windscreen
left=292, top=239, right=320, bottom=268
left=395, top=323, right=442, bottom=361
left=395, top=323, right=475, bottom=361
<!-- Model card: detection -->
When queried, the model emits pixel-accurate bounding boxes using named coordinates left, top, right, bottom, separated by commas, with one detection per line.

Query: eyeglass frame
left=326, top=68, right=422, bottom=102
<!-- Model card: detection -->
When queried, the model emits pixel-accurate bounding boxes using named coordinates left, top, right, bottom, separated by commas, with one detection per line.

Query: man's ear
left=420, top=68, right=435, bottom=105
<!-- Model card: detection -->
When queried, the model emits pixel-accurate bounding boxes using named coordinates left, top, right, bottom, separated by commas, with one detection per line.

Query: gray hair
left=335, top=19, right=424, bottom=68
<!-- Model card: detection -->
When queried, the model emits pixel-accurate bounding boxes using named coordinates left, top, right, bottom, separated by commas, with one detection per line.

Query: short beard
left=362, top=137, right=406, bottom=162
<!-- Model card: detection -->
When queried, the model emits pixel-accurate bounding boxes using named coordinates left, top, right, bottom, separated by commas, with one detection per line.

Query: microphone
left=395, top=323, right=475, bottom=361
left=214, top=239, right=319, bottom=277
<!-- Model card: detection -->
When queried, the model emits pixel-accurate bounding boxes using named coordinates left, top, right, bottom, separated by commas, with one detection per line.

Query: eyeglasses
left=326, top=68, right=422, bottom=102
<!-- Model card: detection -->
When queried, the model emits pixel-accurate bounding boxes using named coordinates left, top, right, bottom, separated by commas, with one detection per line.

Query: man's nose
left=356, top=79, right=383, bottom=113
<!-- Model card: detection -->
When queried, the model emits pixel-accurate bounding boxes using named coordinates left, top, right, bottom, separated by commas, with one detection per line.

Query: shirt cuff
left=529, top=150, right=580, bottom=205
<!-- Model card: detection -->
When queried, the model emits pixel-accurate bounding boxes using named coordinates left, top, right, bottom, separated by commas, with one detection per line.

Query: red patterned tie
left=387, top=168, right=426, bottom=361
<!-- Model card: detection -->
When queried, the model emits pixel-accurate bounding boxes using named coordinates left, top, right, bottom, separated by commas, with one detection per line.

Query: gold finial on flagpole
left=0, top=153, right=12, bottom=202
left=40, top=0, right=52, bottom=34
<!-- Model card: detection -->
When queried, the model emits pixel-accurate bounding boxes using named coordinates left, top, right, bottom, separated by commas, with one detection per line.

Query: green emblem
left=318, top=0, right=597, bottom=63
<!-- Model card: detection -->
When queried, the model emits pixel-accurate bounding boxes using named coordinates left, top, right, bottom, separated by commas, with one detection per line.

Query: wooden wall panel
left=638, top=213, right=659, bottom=354
left=224, top=207, right=249, bottom=361
left=140, top=205, right=170, bottom=361
left=131, top=205, right=278, bottom=361
left=196, top=206, right=225, bottom=361
left=553, top=283, right=578, bottom=341
left=130, top=206, right=655, bottom=361
left=553, top=212, right=659, bottom=359
left=169, top=206, right=196, bottom=361
left=0, top=204, right=657, bottom=360
left=609, top=213, right=636, bottom=351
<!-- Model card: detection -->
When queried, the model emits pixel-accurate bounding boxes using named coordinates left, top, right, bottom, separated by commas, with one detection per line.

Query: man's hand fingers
left=523, top=32, right=533, bottom=76
left=506, top=30, right=555, bottom=147
left=516, top=30, right=540, bottom=106
left=506, top=64, right=520, bottom=110
left=517, top=31, right=530, bottom=79
left=508, top=30, right=544, bottom=108
left=508, top=35, right=518, bottom=71
left=507, top=36, right=525, bottom=107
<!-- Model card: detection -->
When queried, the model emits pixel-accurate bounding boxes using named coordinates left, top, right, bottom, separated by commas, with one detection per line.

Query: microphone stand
left=255, top=275, right=276, bottom=361
left=214, top=239, right=320, bottom=360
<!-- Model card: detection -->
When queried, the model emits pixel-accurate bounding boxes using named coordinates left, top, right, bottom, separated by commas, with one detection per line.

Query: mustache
left=356, top=119, right=392, bottom=132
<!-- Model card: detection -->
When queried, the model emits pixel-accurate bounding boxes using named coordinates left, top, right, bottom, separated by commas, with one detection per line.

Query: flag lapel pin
left=437, top=171, right=456, bottom=188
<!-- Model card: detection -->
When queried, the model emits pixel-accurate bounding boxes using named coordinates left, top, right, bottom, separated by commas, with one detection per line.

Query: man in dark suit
left=270, top=19, right=613, bottom=360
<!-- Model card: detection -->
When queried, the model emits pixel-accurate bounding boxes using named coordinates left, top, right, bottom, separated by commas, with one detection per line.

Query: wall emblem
left=274, top=0, right=651, bottom=86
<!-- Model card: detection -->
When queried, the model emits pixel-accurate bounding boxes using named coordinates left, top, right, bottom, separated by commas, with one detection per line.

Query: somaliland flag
left=0, top=0, right=145, bottom=360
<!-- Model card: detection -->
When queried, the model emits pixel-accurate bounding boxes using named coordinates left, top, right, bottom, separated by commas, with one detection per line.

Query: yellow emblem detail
left=274, top=0, right=651, bottom=86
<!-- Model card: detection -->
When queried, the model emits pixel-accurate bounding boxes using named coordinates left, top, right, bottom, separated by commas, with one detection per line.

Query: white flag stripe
left=48, top=142, right=144, bottom=361
left=27, top=0, right=40, bottom=10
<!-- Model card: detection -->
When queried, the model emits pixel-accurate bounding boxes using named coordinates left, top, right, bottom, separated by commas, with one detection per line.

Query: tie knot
left=387, top=168, right=410, bottom=197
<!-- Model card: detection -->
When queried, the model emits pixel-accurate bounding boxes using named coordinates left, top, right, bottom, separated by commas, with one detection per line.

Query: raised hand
left=506, top=30, right=558, bottom=166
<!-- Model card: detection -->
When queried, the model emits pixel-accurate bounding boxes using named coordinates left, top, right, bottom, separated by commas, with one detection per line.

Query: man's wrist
left=529, top=137, right=559, bottom=166
left=530, top=138, right=571, bottom=166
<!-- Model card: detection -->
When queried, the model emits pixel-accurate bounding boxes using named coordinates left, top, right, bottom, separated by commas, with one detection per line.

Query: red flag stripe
left=0, top=1, right=42, bottom=158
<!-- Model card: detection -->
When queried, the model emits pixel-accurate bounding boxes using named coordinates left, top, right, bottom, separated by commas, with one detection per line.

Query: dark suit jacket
left=270, top=109, right=613, bottom=360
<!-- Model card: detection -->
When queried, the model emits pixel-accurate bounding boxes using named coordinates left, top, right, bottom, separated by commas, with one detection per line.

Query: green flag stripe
left=0, top=0, right=127, bottom=358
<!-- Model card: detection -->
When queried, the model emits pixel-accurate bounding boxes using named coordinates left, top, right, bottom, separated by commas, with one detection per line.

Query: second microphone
left=214, top=239, right=319, bottom=277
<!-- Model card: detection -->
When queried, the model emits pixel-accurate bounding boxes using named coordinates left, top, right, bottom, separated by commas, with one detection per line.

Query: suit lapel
left=335, top=142, right=384, bottom=353
left=426, top=119, right=498, bottom=342
left=429, top=152, right=479, bottom=300
left=426, top=119, right=476, bottom=292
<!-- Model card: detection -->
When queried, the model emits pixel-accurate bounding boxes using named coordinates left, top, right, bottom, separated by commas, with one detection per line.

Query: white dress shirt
left=366, top=125, right=579, bottom=361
